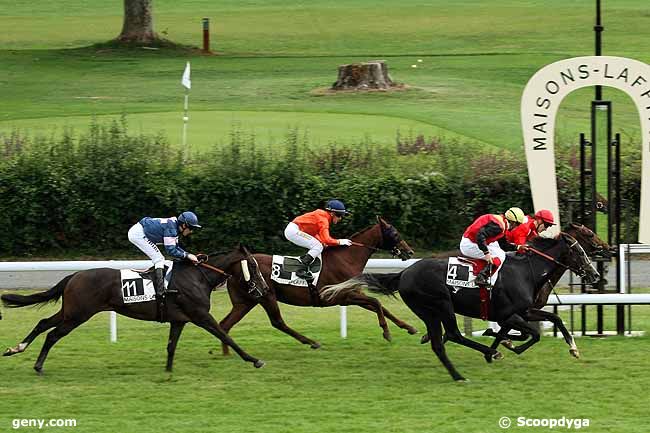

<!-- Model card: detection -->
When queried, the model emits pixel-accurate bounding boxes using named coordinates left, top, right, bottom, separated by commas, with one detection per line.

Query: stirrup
left=296, top=270, right=314, bottom=281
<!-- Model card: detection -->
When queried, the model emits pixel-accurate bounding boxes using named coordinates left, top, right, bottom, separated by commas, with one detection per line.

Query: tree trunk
left=117, top=0, right=158, bottom=44
left=332, top=60, right=395, bottom=90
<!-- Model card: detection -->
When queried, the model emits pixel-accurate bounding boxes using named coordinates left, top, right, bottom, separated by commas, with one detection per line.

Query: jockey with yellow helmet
left=460, top=207, right=525, bottom=286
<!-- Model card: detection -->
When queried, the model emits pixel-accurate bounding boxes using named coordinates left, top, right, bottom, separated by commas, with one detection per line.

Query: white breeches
left=459, top=237, right=506, bottom=284
left=284, top=222, right=323, bottom=258
left=128, top=223, right=165, bottom=268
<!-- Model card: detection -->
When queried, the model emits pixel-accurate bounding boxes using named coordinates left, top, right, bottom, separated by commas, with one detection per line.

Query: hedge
left=0, top=121, right=641, bottom=257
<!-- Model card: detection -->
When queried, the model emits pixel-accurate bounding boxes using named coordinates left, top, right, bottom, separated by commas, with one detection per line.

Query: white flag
left=181, top=62, right=191, bottom=89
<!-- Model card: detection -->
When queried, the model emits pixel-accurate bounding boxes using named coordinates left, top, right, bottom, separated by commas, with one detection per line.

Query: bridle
left=524, top=233, right=593, bottom=279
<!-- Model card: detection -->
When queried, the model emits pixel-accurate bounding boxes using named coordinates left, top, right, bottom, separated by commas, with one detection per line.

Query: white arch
left=522, top=56, right=650, bottom=242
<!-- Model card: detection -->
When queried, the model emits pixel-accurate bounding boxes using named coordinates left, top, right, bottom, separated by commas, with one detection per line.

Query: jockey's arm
left=317, top=225, right=341, bottom=247
left=475, top=222, right=504, bottom=253
left=163, top=227, right=189, bottom=259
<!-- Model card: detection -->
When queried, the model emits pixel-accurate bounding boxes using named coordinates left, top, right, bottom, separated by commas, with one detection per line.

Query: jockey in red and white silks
left=460, top=207, right=525, bottom=286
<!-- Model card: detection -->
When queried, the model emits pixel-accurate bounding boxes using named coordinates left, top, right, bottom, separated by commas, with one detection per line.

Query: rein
left=198, top=262, right=231, bottom=277
left=351, top=241, right=380, bottom=252
left=524, top=246, right=570, bottom=270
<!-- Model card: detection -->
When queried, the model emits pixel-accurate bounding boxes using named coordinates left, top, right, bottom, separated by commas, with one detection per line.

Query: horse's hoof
left=492, top=351, right=504, bottom=361
left=484, top=354, right=493, bottom=364
left=3, top=348, right=14, bottom=356
left=253, top=360, right=265, bottom=369
left=34, top=366, right=43, bottom=376
left=570, top=349, right=580, bottom=359
left=501, top=340, right=515, bottom=350
left=310, top=342, right=321, bottom=349
left=383, top=332, right=392, bottom=342
left=420, top=334, right=430, bottom=344
left=455, top=377, right=469, bottom=383
left=407, top=326, right=418, bottom=335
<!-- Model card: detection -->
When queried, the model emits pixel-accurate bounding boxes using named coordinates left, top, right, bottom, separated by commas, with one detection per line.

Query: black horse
left=322, top=228, right=601, bottom=381
left=2, top=245, right=268, bottom=374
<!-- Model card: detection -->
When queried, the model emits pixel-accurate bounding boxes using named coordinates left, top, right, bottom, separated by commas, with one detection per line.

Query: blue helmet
left=178, top=211, right=201, bottom=228
left=325, top=199, right=351, bottom=216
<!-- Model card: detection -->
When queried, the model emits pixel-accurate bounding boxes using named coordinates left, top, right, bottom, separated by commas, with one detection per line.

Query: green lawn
left=1, top=290, right=648, bottom=433
left=1, top=1, right=649, bottom=151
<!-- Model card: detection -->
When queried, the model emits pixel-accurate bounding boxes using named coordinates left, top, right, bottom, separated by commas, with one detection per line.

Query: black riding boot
left=153, top=268, right=169, bottom=297
left=296, top=254, right=315, bottom=281
left=475, top=265, right=492, bottom=286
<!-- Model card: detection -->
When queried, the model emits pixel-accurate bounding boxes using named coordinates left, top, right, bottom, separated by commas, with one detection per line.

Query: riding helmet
left=178, top=211, right=202, bottom=228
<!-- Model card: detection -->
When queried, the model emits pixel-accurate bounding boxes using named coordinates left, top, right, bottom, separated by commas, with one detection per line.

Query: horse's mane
left=528, top=236, right=558, bottom=250
left=349, top=224, right=378, bottom=239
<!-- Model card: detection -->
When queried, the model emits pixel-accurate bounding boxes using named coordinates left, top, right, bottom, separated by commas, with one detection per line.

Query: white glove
left=186, top=253, right=200, bottom=263
left=339, top=239, right=353, bottom=246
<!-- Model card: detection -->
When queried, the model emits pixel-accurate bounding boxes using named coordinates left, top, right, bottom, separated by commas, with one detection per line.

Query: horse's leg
left=218, top=302, right=257, bottom=356
left=525, top=308, right=579, bottom=358
left=4, top=310, right=63, bottom=356
left=404, top=302, right=466, bottom=381
left=379, top=305, right=418, bottom=335
left=191, top=312, right=265, bottom=368
left=258, top=298, right=321, bottom=349
left=166, top=321, right=186, bottom=372
left=499, top=314, right=540, bottom=355
left=344, top=292, right=392, bottom=341
left=33, top=319, right=85, bottom=375
left=436, top=305, right=502, bottom=361
left=429, top=319, right=467, bottom=382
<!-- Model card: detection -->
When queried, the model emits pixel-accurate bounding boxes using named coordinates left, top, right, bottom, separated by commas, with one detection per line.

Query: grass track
left=1, top=290, right=649, bottom=433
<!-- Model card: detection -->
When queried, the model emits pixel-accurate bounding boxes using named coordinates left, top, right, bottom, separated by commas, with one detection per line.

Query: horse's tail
left=1, top=274, right=73, bottom=308
left=321, top=271, right=403, bottom=302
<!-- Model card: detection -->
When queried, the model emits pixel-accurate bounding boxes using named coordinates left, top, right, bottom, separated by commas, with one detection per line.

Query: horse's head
left=236, top=244, right=269, bottom=297
left=558, top=232, right=601, bottom=284
left=377, top=216, right=414, bottom=260
left=564, top=223, right=612, bottom=259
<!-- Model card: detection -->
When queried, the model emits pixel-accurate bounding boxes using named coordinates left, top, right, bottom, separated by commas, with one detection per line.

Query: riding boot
left=296, top=254, right=315, bottom=281
left=153, top=268, right=168, bottom=297
left=475, top=265, right=492, bottom=286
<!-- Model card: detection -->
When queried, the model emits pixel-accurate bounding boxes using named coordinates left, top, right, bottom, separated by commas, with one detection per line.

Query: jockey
left=505, top=209, right=556, bottom=308
left=128, top=211, right=202, bottom=296
left=506, top=209, right=556, bottom=249
left=460, top=207, right=525, bottom=286
left=284, top=199, right=353, bottom=281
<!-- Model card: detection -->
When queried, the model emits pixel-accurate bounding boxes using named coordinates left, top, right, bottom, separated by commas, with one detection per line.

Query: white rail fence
left=1, top=248, right=649, bottom=342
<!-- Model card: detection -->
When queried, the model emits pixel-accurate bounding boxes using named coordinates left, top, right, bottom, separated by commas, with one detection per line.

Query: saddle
left=271, top=255, right=324, bottom=306
left=446, top=256, right=494, bottom=321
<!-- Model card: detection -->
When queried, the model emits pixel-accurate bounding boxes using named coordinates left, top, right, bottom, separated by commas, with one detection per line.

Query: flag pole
left=181, top=61, right=192, bottom=161
left=182, top=90, right=189, bottom=160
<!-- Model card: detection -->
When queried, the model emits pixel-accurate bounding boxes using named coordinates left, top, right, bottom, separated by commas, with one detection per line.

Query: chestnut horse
left=2, top=245, right=268, bottom=374
left=219, top=217, right=416, bottom=355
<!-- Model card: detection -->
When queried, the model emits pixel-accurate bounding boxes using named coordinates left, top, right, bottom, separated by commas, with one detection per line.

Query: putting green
left=0, top=110, right=478, bottom=151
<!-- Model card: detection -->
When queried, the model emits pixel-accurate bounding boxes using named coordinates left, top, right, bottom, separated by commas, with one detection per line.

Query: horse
left=1, top=244, right=269, bottom=375
left=321, top=227, right=601, bottom=381
left=480, top=223, right=612, bottom=357
left=219, top=217, right=417, bottom=355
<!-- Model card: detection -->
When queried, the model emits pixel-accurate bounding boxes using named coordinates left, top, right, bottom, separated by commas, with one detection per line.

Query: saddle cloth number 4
left=446, top=258, right=475, bottom=288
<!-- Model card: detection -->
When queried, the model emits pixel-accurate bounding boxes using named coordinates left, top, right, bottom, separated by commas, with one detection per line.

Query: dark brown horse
left=219, top=217, right=417, bottom=355
left=2, top=245, right=268, bottom=374
left=481, top=223, right=612, bottom=357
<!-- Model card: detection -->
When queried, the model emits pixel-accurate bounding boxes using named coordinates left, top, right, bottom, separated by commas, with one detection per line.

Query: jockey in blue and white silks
left=128, top=211, right=202, bottom=296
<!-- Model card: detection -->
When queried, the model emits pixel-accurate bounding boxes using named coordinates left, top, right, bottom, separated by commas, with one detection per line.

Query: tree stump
left=332, top=60, right=395, bottom=90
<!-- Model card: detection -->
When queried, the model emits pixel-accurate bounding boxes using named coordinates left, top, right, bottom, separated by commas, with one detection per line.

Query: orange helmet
left=535, top=209, right=555, bottom=225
